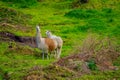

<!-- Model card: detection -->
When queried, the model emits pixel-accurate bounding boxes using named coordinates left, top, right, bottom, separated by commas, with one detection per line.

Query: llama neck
left=36, top=30, right=42, bottom=47
left=48, top=33, right=53, bottom=38
left=48, top=34, right=52, bottom=38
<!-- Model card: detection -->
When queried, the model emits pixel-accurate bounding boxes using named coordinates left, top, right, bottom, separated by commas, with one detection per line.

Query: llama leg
left=54, top=49, right=57, bottom=58
left=46, top=50, right=49, bottom=60
left=53, top=48, right=57, bottom=59
left=57, top=47, right=62, bottom=59
left=42, top=51, right=44, bottom=59
left=49, top=51, right=54, bottom=59
left=42, top=50, right=45, bottom=59
left=49, top=52, right=52, bottom=59
left=56, top=49, right=59, bottom=58
left=47, top=54, right=48, bottom=59
left=47, top=53, right=49, bottom=60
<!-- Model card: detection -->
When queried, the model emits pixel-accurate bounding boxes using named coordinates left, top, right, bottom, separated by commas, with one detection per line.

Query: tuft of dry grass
left=56, top=35, right=120, bottom=74
left=80, top=35, right=120, bottom=70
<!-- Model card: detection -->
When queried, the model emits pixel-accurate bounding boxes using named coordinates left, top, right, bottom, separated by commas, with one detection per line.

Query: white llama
left=36, top=26, right=57, bottom=59
left=46, top=30, right=63, bottom=59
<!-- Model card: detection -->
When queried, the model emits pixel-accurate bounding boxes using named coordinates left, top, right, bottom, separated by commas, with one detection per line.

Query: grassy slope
left=0, top=0, right=120, bottom=79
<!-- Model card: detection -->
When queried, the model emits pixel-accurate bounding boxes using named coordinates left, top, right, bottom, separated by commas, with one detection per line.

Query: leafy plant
left=65, top=9, right=100, bottom=19
left=87, top=59, right=97, bottom=70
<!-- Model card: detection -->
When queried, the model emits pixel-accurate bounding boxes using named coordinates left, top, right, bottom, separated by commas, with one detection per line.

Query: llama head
left=46, top=30, right=52, bottom=37
left=46, top=30, right=49, bottom=35
left=36, top=25, right=41, bottom=32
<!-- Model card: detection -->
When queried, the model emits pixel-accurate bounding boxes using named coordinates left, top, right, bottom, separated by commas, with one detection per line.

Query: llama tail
left=57, top=37, right=63, bottom=44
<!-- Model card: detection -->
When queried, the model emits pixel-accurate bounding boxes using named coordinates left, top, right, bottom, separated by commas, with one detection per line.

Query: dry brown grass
left=56, top=35, right=120, bottom=72
left=80, top=35, right=119, bottom=70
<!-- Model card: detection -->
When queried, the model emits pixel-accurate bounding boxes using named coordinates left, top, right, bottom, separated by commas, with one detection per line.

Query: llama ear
left=46, top=30, right=49, bottom=34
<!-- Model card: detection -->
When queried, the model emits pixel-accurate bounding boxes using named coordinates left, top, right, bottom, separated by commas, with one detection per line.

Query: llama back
left=47, top=34, right=62, bottom=47
left=50, top=35, right=57, bottom=39
left=49, top=36, right=63, bottom=47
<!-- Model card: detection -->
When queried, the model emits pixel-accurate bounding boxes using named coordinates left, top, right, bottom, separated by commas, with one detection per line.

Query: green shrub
left=65, top=8, right=116, bottom=19
left=76, top=18, right=106, bottom=33
left=65, top=9, right=100, bottom=19
left=87, top=59, right=97, bottom=70
left=87, top=18, right=106, bottom=33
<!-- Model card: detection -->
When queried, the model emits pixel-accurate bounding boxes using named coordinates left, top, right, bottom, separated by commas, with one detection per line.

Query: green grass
left=0, top=0, right=120, bottom=79
left=75, top=69, right=120, bottom=80
left=1, top=0, right=37, bottom=8
left=0, top=42, right=56, bottom=79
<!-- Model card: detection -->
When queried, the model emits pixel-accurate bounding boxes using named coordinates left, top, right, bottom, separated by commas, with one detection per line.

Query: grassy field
left=0, top=0, right=120, bottom=79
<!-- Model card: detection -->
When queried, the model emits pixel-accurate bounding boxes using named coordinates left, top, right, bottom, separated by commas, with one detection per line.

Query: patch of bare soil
left=0, top=23, right=29, bottom=32
left=0, top=31, right=36, bottom=48
left=24, top=65, right=74, bottom=80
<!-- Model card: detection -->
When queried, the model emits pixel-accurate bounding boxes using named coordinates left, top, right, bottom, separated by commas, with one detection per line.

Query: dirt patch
left=0, top=23, right=29, bottom=32
left=24, top=65, right=74, bottom=80
left=0, top=31, right=36, bottom=48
